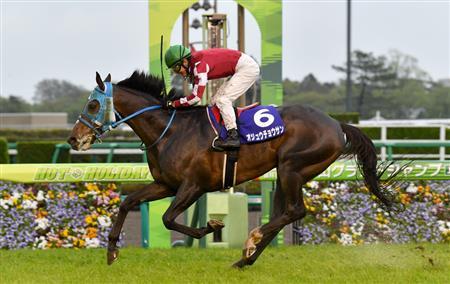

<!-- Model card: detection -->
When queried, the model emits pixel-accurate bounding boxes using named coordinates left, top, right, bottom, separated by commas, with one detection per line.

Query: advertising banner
left=1, top=161, right=449, bottom=183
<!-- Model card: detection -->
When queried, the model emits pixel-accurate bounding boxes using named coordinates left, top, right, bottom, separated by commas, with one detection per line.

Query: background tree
left=33, top=79, right=89, bottom=122
left=282, top=49, right=448, bottom=119
left=388, top=49, right=431, bottom=81
left=283, top=74, right=342, bottom=112
left=0, top=95, right=32, bottom=112
left=333, top=50, right=397, bottom=116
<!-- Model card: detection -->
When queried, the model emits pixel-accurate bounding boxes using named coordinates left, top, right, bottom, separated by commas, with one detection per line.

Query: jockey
left=165, top=45, right=260, bottom=149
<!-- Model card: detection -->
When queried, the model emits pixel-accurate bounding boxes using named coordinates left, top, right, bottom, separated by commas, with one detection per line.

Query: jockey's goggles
left=171, top=63, right=182, bottom=73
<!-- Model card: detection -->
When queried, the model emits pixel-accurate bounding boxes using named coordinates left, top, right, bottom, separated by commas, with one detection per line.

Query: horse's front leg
left=107, top=182, right=174, bottom=265
left=162, top=183, right=224, bottom=238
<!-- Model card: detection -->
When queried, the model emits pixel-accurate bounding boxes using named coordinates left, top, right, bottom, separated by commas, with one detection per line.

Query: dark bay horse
left=68, top=71, right=395, bottom=268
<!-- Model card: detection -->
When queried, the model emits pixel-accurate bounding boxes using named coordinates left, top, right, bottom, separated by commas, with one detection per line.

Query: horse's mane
left=116, top=70, right=204, bottom=111
left=117, top=70, right=164, bottom=102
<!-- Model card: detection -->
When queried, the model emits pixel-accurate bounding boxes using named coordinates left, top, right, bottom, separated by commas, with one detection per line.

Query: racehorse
left=68, top=71, right=396, bottom=268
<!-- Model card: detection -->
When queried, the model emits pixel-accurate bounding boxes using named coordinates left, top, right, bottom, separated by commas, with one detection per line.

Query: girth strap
left=222, top=150, right=239, bottom=189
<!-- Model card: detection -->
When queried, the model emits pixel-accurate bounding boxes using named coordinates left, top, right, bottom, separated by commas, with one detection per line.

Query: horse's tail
left=340, top=123, right=395, bottom=209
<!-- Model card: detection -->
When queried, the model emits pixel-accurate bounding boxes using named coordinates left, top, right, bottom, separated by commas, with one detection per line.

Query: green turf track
left=1, top=244, right=448, bottom=283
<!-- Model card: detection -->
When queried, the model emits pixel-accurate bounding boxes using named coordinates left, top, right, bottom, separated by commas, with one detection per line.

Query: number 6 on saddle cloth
left=207, top=103, right=285, bottom=145
left=208, top=103, right=286, bottom=188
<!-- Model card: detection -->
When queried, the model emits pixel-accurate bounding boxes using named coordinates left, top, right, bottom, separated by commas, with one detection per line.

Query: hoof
left=107, top=249, right=119, bottom=265
left=231, top=259, right=246, bottom=269
left=207, top=219, right=225, bottom=231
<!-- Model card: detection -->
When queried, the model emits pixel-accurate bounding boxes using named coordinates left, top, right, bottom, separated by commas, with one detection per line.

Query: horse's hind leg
left=233, top=178, right=286, bottom=268
left=234, top=147, right=342, bottom=268
left=107, top=182, right=173, bottom=265
left=234, top=164, right=307, bottom=268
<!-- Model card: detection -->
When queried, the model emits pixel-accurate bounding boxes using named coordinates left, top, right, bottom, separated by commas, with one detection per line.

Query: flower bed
left=0, top=182, right=121, bottom=249
left=294, top=181, right=449, bottom=245
left=0, top=181, right=448, bottom=249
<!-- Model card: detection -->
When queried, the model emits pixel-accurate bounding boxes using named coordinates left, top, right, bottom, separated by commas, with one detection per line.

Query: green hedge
left=0, top=137, right=9, bottom=164
left=70, top=153, right=145, bottom=163
left=387, top=127, right=441, bottom=139
left=360, top=127, right=381, bottom=139
left=2, top=125, right=447, bottom=143
left=0, top=129, right=138, bottom=142
left=3, top=125, right=449, bottom=163
left=360, top=127, right=448, bottom=156
left=360, top=127, right=448, bottom=140
left=329, top=112, right=359, bottom=124
left=16, top=141, right=70, bottom=163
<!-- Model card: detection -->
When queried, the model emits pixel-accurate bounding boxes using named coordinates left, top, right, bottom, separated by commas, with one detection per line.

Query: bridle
left=78, top=82, right=176, bottom=148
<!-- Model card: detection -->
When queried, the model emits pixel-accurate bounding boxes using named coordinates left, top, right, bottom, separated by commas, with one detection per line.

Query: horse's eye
left=87, top=100, right=100, bottom=114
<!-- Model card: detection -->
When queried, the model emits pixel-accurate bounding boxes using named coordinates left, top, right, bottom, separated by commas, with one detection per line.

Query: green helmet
left=165, top=45, right=191, bottom=68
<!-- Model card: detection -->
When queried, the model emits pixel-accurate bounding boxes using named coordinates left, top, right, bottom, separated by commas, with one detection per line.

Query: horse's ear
left=105, top=73, right=111, bottom=82
left=96, top=72, right=105, bottom=91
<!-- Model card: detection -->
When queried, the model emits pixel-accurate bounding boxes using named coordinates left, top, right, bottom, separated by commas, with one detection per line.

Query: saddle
left=206, top=103, right=286, bottom=189
left=207, top=103, right=285, bottom=145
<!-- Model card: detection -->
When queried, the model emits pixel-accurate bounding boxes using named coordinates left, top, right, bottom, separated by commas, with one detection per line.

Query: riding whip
left=160, top=35, right=168, bottom=98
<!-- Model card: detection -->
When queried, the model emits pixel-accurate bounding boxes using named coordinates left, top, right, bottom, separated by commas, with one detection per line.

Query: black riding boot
left=215, top=128, right=240, bottom=149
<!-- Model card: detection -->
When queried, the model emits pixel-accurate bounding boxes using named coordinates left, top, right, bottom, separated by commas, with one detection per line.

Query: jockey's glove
left=166, top=100, right=175, bottom=109
left=168, top=88, right=184, bottom=100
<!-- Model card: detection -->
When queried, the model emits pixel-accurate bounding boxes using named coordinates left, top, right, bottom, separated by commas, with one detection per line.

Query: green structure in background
left=149, top=0, right=283, bottom=105
left=148, top=198, right=172, bottom=248
left=261, top=180, right=283, bottom=246
left=185, top=192, right=249, bottom=248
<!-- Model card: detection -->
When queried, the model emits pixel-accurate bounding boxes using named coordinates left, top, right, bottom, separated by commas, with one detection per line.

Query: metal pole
left=238, top=4, right=246, bottom=107
left=182, top=9, right=190, bottom=95
left=238, top=5, right=245, bottom=52
left=182, top=9, right=189, bottom=47
left=439, top=126, right=445, bottom=161
left=346, top=0, right=352, bottom=112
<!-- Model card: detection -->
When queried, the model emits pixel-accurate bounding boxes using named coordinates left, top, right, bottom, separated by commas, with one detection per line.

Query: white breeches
left=210, top=54, right=260, bottom=130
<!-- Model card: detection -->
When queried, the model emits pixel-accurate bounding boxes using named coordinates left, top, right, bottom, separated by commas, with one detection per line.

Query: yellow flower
left=73, top=238, right=85, bottom=248
left=433, top=197, right=442, bottom=204
left=86, top=183, right=99, bottom=192
left=111, top=197, right=121, bottom=204
left=108, top=183, right=117, bottom=190
left=85, top=215, right=93, bottom=225
left=417, top=185, right=424, bottom=193
left=86, top=227, right=98, bottom=239
left=60, top=229, right=69, bottom=238
left=400, top=193, right=411, bottom=205
left=376, top=213, right=389, bottom=224
left=330, top=234, right=338, bottom=242
left=340, top=225, right=349, bottom=234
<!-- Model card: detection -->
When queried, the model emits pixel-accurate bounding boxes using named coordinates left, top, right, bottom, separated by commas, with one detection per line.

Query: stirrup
left=212, top=136, right=225, bottom=152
